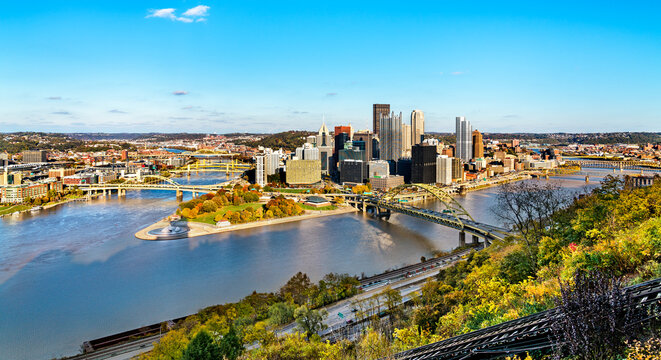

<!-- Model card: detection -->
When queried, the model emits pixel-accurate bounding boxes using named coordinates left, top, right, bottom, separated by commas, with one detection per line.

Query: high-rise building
left=372, top=104, right=390, bottom=136
left=316, top=122, right=332, bottom=147
left=295, top=143, right=319, bottom=161
left=22, top=150, right=47, bottom=164
left=451, top=157, right=464, bottom=181
left=379, top=111, right=403, bottom=162
left=455, top=117, right=472, bottom=162
left=472, top=129, right=484, bottom=159
left=411, top=144, right=437, bottom=184
left=255, top=155, right=266, bottom=187
left=411, top=110, right=424, bottom=145
left=436, top=155, right=453, bottom=185
left=285, top=160, right=321, bottom=185
left=340, top=159, right=366, bottom=184
left=353, top=131, right=373, bottom=160
left=402, top=123, right=412, bottom=157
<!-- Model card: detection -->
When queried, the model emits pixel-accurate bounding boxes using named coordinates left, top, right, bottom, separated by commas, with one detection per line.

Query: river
left=0, top=168, right=657, bottom=359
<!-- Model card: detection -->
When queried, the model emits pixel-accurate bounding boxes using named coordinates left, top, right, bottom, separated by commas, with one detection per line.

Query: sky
left=1, top=1, right=660, bottom=134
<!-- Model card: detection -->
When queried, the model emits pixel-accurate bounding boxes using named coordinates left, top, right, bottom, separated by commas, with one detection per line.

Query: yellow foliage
left=626, top=338, right=661, bottom=360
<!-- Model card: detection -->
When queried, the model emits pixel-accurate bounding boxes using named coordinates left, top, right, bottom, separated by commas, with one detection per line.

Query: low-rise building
left=370, top=175, right=405, bottom=190
left=49, top=168, right=76, bottom=179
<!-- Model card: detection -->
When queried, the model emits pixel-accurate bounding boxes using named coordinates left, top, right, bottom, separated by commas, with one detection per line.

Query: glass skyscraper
left=455, top=116, right=472, bottom=162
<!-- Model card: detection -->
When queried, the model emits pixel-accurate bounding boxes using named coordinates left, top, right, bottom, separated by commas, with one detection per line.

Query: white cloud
left=146, top=8, right=176, bottom=20
left=183, top=5, right=210, bottom=17
left=146, top=6, right=209, bottom=23
left=172, top=90, right=189, bottom=96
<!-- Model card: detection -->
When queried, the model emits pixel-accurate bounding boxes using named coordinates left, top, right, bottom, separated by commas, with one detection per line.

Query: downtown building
left=372, top=104, right=390, bottom=136
left=22, top=150, right=47, bottom=163
left=436, top=155, right=453, bottom=185
left=455, top=116, right=472, bottom=162
left=472, top=129, right=484, bottom=159
left=379, top=111, right=403, bottom=162
left=411, top=144, right=437, bottom=184
left=411, top=110, right=424, bottom=146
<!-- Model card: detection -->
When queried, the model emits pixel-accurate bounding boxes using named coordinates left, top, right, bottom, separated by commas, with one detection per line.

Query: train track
left=393, top=277, right=661, bottom=360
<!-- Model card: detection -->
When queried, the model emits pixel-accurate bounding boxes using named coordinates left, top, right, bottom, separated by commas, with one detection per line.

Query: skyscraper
left=353, top=131, right=373, bottom=161
left=255, top=155, right=265, bottom=187
left=373, top=104, right=390, bottom=136
left=379, top=111, right=403, bottom=162
left=411, top=144, right=437, bottom=184
left=402, top=123, right=412, bottom=157
left=472, top=129, right=484, bottom=159
left=436, top=155, right=452, bottom=185
left=455, top=116, right=472, bottom=162
left=411, top=110, right=424, bottom=145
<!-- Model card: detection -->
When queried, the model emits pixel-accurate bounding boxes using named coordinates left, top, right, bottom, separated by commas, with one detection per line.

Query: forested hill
left=236, top=131, right=314, bottom=151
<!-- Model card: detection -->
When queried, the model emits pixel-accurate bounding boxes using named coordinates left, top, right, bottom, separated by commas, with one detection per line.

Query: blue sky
left=1, top=1, right=660, bottom=133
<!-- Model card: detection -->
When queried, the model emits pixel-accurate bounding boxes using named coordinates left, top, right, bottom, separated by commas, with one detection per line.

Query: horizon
left=2, top=1, right=661, bottom=133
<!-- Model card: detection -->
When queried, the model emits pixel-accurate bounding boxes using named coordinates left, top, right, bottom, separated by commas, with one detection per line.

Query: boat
left=30, top=206, right=43, bottom=213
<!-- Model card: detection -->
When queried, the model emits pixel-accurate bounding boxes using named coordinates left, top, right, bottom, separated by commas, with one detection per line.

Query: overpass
left=170, top=159, right=252, bottom=174
left=351, top=184, right=513, bottom=245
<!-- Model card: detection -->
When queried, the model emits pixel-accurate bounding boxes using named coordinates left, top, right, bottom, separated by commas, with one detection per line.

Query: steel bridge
left=73, top=175, right=225, bottom=200
left=170, top=159, right=252, bottom=174
left=357, top=184, right=512, bottom=244
left=566, top=159, right=661, bottom=170
left=392, top=276, right=661, bottom=360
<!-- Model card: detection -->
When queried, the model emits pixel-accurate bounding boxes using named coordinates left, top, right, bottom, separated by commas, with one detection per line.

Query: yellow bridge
left=170, top=159, right=253, bottom=174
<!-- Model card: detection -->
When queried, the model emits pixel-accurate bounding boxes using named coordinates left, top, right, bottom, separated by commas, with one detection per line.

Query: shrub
left=202, top=200, right=218, bottom=213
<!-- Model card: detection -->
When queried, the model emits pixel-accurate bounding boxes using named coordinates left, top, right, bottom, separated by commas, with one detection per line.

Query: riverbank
left=0, top=194, right=99, bottom=218
left=136, top=206, right=359, bottom=240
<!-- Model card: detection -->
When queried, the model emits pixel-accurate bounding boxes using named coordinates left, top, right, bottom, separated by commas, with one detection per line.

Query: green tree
left=201, top=200, right=218, bottom=213
left=219, top=325, right=244, bottom=360
left=294, top=305, right=328, bottom=338
left=268, top=302, right=295, bottom=325
left=181, top=330, right=221, bottom=360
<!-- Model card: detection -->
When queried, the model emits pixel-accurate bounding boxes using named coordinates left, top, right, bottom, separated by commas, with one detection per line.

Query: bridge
left=566, top=159, right=661, bottom=170
left=170, top=159, right=252, bottom=174
left=351, top=184, right=513, bottom=245
left=73, top=175, right=228, bottom=201
left=391, top=276, right=661, bottom=360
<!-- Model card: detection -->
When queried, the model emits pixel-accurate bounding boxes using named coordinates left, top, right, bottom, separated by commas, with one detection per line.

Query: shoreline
left=136, top=206, right=359, bottom=240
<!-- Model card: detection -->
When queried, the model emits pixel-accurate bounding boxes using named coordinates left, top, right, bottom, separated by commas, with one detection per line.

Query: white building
left=436, top=155, right=453, bottom=185
left=367, top=160, right=390, bottom=178
left=411, top=110, right=424, bottom=145
left=256, top=155, right=265, bottom=187
left=379, top=111, right=403, bottom=162
left=455, top=116, right=472, bottom=162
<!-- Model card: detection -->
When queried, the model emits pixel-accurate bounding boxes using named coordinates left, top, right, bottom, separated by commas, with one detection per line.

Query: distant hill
left=236, top=131, right=314, bottom=151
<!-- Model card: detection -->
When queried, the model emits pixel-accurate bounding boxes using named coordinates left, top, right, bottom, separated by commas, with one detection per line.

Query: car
left=346, top=319, right=354, bottom=324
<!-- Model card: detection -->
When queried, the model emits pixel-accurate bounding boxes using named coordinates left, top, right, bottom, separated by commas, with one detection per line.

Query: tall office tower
left=451, top=157, right=464, bottom=181
left=411, top=110, right=424, bottom=145
left=255, top=155, right=266, bottom=187
left=402, top=123, right=412, bottom=157
left=373, top=104, right=390, bottom=136
left=353, top=131, right=373, bottom=160
left=472, top=129, right=484, bottom=159
left=436, top=155, right=453, bottom=185
left=455, top=116, right=472, bottom=162
left=296, top=143, right=319, bottom=160
left=379, top=111, right=403, bottom=162
left=411, top=144, right=437, bottom=184
left=316, top=122, right=332, bottom=147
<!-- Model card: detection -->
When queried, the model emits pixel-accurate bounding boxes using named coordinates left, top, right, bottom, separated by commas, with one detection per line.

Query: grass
left=300, top=204, right=337, bottom=211
left=0, top=205, right=30, bottom=216
left=188, top=203, right=263, bottom=225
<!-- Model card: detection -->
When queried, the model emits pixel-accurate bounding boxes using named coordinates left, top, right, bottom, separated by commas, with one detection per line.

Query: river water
left=0, top=168, right=657, bottom=359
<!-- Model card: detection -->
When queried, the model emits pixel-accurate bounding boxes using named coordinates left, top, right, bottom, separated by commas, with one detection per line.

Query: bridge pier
left=176, top=190, right=183, bottom=202
left=472, top=234, right=479, bottom=245
left=459, top=231, right=466, bottom=247
left=585, top=175, right=589, bottom=183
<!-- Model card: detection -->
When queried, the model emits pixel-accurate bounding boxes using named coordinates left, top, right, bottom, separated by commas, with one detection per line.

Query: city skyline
left=2, top=1, right=661, bottom=133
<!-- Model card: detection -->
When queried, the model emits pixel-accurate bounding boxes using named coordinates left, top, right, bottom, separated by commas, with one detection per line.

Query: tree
left=181, top=330, right=221, bottom=360
left=280, top=272, right=312, bottom=305
left=493, top=181, right=569, bottom=267
left=268, top=302, right=295, bottom=325
left=294, top=305, right=328, bottom=338
left=140, top=328, right=188, bottom=360
left=219, top=325, right=244, bottom=360
left=202, top=200, right=218, bottom=213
